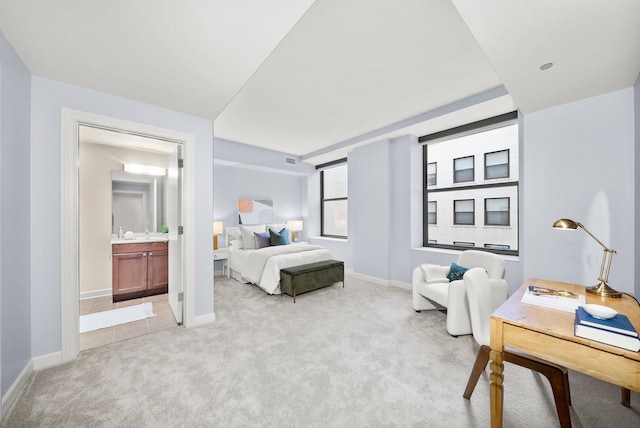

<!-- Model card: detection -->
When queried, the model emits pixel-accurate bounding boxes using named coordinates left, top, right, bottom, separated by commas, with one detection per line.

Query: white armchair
left=412, top=250, right=507, bottom=336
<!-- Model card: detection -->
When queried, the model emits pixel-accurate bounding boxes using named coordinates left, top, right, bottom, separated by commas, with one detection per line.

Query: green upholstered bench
left=280, top=260, right=344, bottom=302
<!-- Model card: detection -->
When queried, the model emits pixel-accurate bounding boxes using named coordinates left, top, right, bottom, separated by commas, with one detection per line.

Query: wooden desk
left=490, top=278, right=640, bottom=427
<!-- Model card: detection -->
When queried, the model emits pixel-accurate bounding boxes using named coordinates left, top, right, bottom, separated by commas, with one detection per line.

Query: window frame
left=453, top=155, right=474, bottom=183
left=427, top=200, right=437, bottom=225
left=454, top=199, right=475, bottom=225
left=427, top=162, right=437, bottom=186
left=485, top=197, right=510, bottom=226
left=485, top=149, right=510, bottom=180
left=319, top=160, right=348, bottom=239
left=421, top=111, right=519, bottom=256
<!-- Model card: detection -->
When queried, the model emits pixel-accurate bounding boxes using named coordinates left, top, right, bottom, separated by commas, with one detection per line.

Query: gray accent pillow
left=254, top=231, right=271, bottom=249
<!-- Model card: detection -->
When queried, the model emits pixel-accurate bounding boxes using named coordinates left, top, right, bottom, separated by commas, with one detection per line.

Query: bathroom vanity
left=112, top=240, right=168, bottom=302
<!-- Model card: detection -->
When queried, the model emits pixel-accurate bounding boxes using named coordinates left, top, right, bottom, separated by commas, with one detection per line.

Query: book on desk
left=521, top=284, right=585, bottom=313
left=574, top=306, right=640, bottom=352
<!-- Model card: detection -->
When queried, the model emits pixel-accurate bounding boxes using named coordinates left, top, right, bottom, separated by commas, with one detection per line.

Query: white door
left=167, top=144, right=183, bottom=324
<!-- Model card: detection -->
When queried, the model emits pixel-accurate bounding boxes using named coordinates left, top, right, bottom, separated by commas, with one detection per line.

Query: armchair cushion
left=419, top=264, right=449, bottom=284
left=412, top=250, right=506, bottom=336
left=446, top=262, right=469, bottom=281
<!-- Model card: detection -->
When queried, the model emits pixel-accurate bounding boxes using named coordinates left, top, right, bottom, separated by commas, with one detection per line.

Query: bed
left=226, top=225, right=334, bottom=295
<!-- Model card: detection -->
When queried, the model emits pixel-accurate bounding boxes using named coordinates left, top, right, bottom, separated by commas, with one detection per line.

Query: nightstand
left=213, top=248, right=229, bottom=277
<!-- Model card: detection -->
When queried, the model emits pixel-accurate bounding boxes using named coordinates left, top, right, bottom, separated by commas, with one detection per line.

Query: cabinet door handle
left=149, top=252, right=153, bottom=256
left=143, top=253, right=147, bottom=256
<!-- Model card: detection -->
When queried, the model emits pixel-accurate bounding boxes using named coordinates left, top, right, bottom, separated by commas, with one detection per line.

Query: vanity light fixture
left=124, top=163, right=166, bottom=176
left=552, top=218, right=621, bottom=298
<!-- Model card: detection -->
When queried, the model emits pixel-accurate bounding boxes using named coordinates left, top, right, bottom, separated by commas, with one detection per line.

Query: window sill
left=310, top=236, right=348, bottom=243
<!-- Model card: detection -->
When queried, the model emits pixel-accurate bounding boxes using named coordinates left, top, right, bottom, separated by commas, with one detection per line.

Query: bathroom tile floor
left=79, top=293, right=178, bottom=352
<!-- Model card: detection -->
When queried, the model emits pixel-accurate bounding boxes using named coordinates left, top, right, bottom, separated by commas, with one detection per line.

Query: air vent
left=285, top=156, right=297, bottom=166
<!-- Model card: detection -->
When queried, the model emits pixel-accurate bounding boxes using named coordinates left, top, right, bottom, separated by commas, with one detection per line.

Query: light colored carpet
left=79, top=302, right=156, bottom=333
left=2, top=274, right=639, bottom=427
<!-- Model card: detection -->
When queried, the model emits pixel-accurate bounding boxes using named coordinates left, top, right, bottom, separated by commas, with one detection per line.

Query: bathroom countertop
left=111, top=236, right=169, bottom=244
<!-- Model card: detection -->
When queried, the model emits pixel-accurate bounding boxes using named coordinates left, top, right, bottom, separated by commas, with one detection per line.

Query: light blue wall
left=350, top=139, right=392, bottom=279
left=635, top=74, right=640, bottom=298
left=389, top=135, right=419, bottom=283
left=30, top=77, right=214, bottom=356
left=213, top=163, right=306, bottom=242
left=213, top=136, right=311, bottom=270
left=521, top=88, right=636, bottom=294
left=0, top=31, right=31, bottom=397
left=214, top=86, right=638, bottom=300
left=214, top=137, right=314, bottom=175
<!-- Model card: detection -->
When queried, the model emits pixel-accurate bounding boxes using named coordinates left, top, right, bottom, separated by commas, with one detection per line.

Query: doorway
left=77, top=125, right=182, bottom=350
left=61, top=109, right=196, bottom=362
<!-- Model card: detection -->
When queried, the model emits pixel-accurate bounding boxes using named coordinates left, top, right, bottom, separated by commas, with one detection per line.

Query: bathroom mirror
left=112, top=171, right=166, bottom=234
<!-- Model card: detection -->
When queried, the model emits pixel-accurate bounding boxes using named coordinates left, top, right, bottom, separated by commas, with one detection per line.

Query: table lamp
left=213, top=221, right=224, bottom=250
left=552, top=218, right=621, bottom=298
left=287, top=220, right=303, bottom=242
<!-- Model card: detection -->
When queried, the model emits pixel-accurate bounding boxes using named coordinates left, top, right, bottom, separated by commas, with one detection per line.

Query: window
left=484, top=243, right=510, bottom=250
left=454, top=156, right=474, bottom=183
left=427, top=201, right=437, bottom=224
left=421, top=111, right=519, bottom=255
left=485, top=149, right=509, bottom=179
left=485, top=197, right=509, bottom=226
left=320, top=163, right=348, bottom=238
left=427, top=162, right=437, bottom=186
left=454, top=199, right=474, bottom=225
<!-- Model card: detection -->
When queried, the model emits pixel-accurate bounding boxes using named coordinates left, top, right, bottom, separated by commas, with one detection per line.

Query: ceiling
left=1, top=0, right=639, bottom=165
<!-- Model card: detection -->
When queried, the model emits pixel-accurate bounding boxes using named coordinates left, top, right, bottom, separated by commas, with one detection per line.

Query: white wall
left=30, top=77, right=214, bottom=357
left=521, top=88, right=636, bottom=293
left=0, top=30, right=31, bottom=399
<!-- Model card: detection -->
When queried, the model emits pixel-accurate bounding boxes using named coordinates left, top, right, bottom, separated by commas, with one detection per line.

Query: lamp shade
left=287, top=220, right=303, bottom=231
left=213, top=221, right=224, bottom=235
left=553, top=218, right=578, bottom=230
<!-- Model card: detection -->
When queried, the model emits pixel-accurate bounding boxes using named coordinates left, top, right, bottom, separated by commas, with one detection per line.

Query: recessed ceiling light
left=540, top=62, right=553, bottom=71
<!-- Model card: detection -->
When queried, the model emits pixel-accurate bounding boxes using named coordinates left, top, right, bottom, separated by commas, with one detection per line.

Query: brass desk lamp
left=553, top=218, right=621, bottom=298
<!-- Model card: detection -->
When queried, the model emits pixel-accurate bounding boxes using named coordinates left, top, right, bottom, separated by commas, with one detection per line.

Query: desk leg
left=490, top=349, right=504, bottom=428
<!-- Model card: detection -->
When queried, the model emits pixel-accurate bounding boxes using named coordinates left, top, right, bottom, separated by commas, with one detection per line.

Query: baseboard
left=189, top=312, right=216, bottom=328
left=350, top=271, right=389, bottom=287
left=389, top=280, right=411, bottom=291
left=32, top=351, right=63, bottom=371
left=1, top=359, right=33, bottom=419
left=79, top=288, right=112, bottom=300
left=348, top=271, right=410, bottom=290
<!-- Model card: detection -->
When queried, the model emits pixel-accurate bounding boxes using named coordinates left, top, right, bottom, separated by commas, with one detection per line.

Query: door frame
left=61, top=108, right=195, bottom=362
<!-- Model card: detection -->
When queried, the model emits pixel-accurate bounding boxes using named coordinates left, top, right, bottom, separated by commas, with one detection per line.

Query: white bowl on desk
left=582, top=303, right=618, bottom=319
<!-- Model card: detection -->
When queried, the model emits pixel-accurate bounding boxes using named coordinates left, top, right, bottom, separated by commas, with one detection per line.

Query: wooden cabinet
left=112, top=241, right=168, bottom=302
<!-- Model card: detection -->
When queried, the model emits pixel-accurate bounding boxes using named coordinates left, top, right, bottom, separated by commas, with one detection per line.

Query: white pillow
left=229, top=239, right=243, bottom=249
left=267, top=223, right=287, bottom=232
left=240, top=224, right=266, bottom=249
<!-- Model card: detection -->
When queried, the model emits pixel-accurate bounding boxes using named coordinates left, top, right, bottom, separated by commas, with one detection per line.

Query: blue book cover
left=575, top=306, right=638, bottom=337
left=574, top=313, right=640, bottom=352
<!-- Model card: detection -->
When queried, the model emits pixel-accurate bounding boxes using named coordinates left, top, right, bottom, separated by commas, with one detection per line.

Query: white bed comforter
left=229, top=244, right=333, bottom=295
